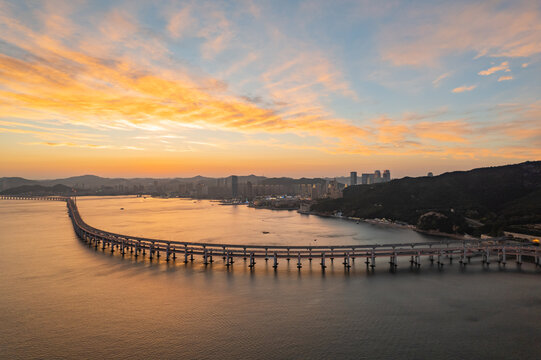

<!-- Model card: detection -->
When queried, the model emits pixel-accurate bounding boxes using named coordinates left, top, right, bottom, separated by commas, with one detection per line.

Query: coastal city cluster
left=90, top=170, right=392, bottom=201
left=0, top=170, right=393, bottom=210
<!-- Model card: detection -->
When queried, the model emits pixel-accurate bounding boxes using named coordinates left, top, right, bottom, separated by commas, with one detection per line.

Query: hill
left=0, top=184, right=76, bottom=196
left=311, top=161, right=541, bottom=236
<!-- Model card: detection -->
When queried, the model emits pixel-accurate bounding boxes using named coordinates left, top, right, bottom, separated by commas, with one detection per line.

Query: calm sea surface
left=1, top=196, right=540, bottom=359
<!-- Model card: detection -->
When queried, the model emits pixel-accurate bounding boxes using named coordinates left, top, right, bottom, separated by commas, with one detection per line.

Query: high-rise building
left=231, top=175, right=238, bottom=198
left=383, top=170, right=391, bottom=182
left=350, top=171, right=357, bottom=186
left=361, top=173, right=371, bottom=185
left=374, top=170, right=381, bottom=183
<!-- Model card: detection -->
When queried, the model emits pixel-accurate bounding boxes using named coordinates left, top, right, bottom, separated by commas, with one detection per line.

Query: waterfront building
left=383, top=170, right=391, bottom=182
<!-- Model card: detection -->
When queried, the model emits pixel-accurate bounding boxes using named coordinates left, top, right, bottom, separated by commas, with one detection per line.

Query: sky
left=0, top=0, right=540, bottom=179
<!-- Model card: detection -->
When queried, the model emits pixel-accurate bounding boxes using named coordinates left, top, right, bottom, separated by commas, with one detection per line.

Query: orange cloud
left=498, top=75, right=513, bottom=81
left=478, top=62, right=509, bottom=75
left=452, top=85, right=476, bottom=93
left=0, top=18, right=368, bottom=153
left=380, top=1, right=541, bottom=66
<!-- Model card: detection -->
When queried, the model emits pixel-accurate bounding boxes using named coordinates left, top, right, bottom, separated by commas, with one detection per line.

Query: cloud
left=522, top=63, right=529, bottom=68
left=23, top=142, right=145, bottom=151
left=167, top=6, right=194, bottom=38
left=380, top=1, right=541, bottom=66
left=0, top=1, right=538, bottom=165
left=498, top=75, right=513, bottom=81
left=478, top=61, right=509, bottom=76
left=0, top=8, right=367, bottom=154
left=432, top=73, right=450, bottom=87
left=452, top=85, right=477, bottom=93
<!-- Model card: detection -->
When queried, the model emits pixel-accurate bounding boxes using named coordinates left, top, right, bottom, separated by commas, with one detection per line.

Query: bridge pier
left=166, top=243, right=171, bottom=262
left=134, top=242, right=139, bottom=257
left=225, top=251, right=231, bottom=267
left=265, top=248, right=268, bottom=261
left=209, top=249, right=214, bottom=263
left=344, top=252, right=351, bottom=269
left=203, top=247, right=208, bottom=265
left=370, top=249, right=376, bottom=269
left=516, top=250, right=522, bottom=265
left=183, top=246, right=188, bottom=263
left=172, top=246, right=176, bottom=260
left=273, top=252, right=278, bottom=269
left=321, top=252, right=326, bottom=269
left=297, top=252, right=302, bottom=269
left=248, top=252, right=255, bottom=268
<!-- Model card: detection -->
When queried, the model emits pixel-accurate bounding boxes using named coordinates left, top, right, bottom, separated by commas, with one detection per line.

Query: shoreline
left=305, top=210, right=477, bottom=241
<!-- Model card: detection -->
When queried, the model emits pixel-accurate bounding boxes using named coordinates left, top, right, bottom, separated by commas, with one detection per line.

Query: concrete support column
left=273, top=252, right=278, bottom=269
left=297, top=252, right=302, bottom=269
left=344, top=252, right=351, bottom=269
left=321, top=252, right=326, bottom=269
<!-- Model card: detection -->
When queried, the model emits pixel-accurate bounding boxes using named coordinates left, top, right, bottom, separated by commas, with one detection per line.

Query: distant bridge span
left=2, top=195, right=540, bottom=270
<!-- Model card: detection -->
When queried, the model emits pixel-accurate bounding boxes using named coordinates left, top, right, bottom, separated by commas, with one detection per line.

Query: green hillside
left=311, top=161, right=541, bottom=236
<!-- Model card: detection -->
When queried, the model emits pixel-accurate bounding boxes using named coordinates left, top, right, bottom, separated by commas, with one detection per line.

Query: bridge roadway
left=2, top=196, right=541, bottom=270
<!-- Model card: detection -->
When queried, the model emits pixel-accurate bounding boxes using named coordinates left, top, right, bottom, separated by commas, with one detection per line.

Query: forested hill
left=311, top=161, right=541, bottom=236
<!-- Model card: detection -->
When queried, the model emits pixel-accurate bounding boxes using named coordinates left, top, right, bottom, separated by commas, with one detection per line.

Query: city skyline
left=0, top=0, right=540, bottom=179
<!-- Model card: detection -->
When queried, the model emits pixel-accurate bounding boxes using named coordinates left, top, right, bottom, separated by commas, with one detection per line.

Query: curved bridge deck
left=2, top=196, right=540, bottom=270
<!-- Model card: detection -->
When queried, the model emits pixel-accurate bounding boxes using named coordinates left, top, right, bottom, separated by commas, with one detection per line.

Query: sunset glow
left=1, top=0, right=540, bottom=178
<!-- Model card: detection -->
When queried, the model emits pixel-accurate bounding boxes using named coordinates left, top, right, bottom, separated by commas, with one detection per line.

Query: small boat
left=262, top=231, right=270, bottom=234
left=120, top=208, right=124, bottom=210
